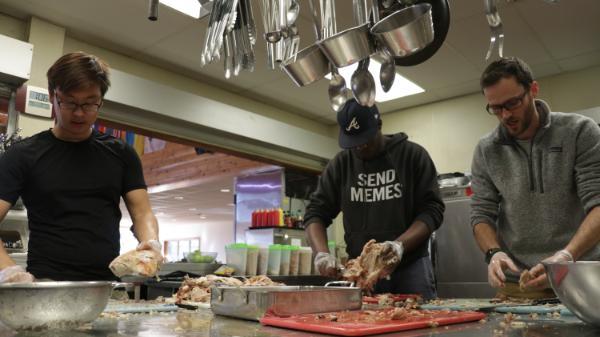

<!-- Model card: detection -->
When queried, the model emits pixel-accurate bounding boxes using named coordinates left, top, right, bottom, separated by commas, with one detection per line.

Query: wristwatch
left=485, top=248, right=503, bottom=264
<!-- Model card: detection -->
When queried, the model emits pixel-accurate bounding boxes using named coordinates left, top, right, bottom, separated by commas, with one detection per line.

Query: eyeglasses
left=486, top=91, right=528, bottom=115
left=55, top=93, right=102, bottom=113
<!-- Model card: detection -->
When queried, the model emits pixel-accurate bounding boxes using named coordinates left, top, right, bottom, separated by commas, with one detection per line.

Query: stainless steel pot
left=370, top=3, right=434, bottom=58
left=317, top=23, right=375, bottom=68
left=0, top=281, right=115, bottom=330
left=280, top=43, right=330, bottom=87
left=545, top=261, right=600, bottom=326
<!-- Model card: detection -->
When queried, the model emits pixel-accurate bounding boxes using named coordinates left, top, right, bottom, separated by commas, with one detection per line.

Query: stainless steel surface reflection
left=545, top=261, right=600, bottom=327
left=0, top=281, right=112, bottom=330
left=0, top=309, right=598, bottom=337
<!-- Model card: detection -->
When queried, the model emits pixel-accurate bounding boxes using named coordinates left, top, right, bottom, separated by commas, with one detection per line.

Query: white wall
left=380, top=65, right=600, bottom=173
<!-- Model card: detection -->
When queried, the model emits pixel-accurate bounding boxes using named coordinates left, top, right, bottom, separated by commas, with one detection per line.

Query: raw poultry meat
left=175, top=275, right=282, bottom=304
left=109, top=249, right=163, bottom=277
left=342, top=239, right=400, bottom=292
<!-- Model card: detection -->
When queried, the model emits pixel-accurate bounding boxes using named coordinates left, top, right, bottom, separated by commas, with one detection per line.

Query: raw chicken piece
left=109, top=249, right=163, bottom=277
left=342, top=239, right=400, bottom=292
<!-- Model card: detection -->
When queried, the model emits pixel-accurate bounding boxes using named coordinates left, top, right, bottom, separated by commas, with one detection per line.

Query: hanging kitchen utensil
left=484, top=0, right=504, bottom=61
left=379, top=46, right=395, bottom=92
left=351, top=57, right=376, bottom=107
left=280, top=0, right=329, bottom=87
left=390, top=0, right=450, bottom=66
left=371, top=3, right=434, bottom=58
left=148, top=0, right=159, bottom=21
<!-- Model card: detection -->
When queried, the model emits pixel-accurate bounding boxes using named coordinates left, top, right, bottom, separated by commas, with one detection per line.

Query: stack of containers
left=225, top=243, right=248, bottom=276
left=257, top=246, right=269, bottom=275
left=279, top=245, right=291, bottom=276
left=289, top=245, right=300, bottom=276
left=246, top=245, right=259, bottom=276
left=267, top=244, right=282, bottom=276
left=299, top=246, right=313, bottom=275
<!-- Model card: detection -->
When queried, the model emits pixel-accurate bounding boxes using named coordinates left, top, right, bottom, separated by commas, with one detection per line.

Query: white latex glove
left=382, top=241, right=404, bottom=261
left=137, top=239, right=162, bottom=253
left=0, top=265, right=34, bottom=284
left=488, top=251, right=520, bottom=288
left=527, top=249, right=573, bottom=290
left=314, top=252, right=341, bottom=277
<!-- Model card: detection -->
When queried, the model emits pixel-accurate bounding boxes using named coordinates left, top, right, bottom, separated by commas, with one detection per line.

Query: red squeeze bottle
left=251, top=210, right=257, bottom=228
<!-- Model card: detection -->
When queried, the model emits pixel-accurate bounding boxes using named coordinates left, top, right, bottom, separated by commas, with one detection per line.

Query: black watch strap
left=485, top=248, right=503, bottom=264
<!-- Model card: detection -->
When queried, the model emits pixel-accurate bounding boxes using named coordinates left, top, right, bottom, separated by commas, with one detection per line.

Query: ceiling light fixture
left=199, top=214, right=207, bottom=219
left=188, top=207, right=198, bottom=211
left=174, top=196, right=184, bottom=200
left=159, top=0, right=200, bottom=19
left=325, top=59, right=424, bottom=102
left=220, top=188, right=231, bottom=193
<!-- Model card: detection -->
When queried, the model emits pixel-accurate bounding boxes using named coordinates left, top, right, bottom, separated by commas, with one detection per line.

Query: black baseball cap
left=337, top=99, right=380, bottom=149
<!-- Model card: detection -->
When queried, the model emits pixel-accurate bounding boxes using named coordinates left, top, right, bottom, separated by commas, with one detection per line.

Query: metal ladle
left=308, top=0, right=349, bottom=111
left=287, top=0, right=299, bottom=24
left=351, top=57, right=376, bottom=107
left=373, top=0, right=395, bottom=92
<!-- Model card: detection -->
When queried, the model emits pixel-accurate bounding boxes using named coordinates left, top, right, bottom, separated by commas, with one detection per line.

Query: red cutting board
left=260, top=308, right=486, bottom=336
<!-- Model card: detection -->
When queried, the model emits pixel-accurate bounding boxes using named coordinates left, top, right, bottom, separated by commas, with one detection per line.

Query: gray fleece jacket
left=470, top=100, right=600, bottom=268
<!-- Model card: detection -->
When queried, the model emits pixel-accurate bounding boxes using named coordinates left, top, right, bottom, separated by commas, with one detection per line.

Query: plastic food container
left=225, top=243, right=248, bottom=275
left=289, top=246, right=300, bottom=276
left=299, top=247, right=313, bottom=275
left=257, top=246, right=269, bottom=275
left=246, top=245, right=259, bottom=276
left=280, top=245, right=291, bottom=276
left=267, top=245, right=282, bottom=276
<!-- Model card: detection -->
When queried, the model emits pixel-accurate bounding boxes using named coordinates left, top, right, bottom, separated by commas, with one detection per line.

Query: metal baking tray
left=210, top=286, right=362, bottom=321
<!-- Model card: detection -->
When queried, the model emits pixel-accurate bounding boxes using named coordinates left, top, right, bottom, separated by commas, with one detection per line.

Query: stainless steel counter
left=0, top=308, right=598, bottom=337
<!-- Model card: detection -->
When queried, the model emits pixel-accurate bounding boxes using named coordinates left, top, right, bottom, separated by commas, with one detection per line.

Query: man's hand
left=137, top=239, right=162, bottom=253
left=0, top=265, right=34, bottom=284
left=382, top=241, right=404, bottom=262
left=314, top=252, right=341, bottom=277
left=488, top=251, right=520, bottom=288
left=525, top=250, right=573, bottom=290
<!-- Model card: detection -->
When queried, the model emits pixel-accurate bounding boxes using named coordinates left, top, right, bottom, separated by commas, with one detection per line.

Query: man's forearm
left=132, top=213, right=159, bottom=243
left=473, top=222, right=501, bottom=253
left=0, top=244, right=16, bottom=269
left=565, top=206, right=600, bottom=260
left=395, top=221, right=430, bottom=253
left=305, top=221, right=330, bottom=253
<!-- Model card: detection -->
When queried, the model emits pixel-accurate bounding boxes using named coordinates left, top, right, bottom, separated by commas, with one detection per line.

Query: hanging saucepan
left=383, top=0, right=450, bottom=66
left=317, top=23, right=375, bottom=68
left=280, top=44, right=330, bottom=87
left=370, top=3, right=434, bottom=58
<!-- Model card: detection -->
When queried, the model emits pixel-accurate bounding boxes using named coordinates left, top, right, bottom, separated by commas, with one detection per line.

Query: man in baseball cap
left=304, top=99, right=445, bottom=299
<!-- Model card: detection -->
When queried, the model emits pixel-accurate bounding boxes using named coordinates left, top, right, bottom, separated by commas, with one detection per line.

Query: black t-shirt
left=0, top=129, right=146, bottom=281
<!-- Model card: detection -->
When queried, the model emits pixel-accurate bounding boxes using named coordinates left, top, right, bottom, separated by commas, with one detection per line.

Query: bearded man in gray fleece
left=470, top=56, right=600, bottom=297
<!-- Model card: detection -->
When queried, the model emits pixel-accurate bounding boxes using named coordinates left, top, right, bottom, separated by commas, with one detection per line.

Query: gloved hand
left=488, top=251, right=520, bottom=288
left=137, top=239, right=162, bottom=253
left=0, top=265, right=34, bottom=284
left=137, top=239, right=164, bottom=263
left=382, top=241, right=404, bottom=261
left=314, top=252, right=341, bottom=277
left=526, top=249, right=573, bottom=290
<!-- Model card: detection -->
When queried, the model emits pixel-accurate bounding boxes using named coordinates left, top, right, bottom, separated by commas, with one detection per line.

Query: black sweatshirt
left=304, top=133, right=445, bottom=265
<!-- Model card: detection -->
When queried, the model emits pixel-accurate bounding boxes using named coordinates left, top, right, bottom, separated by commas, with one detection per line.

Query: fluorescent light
left=199, top=214, right=207, bottom=219
left=159, top=0, right=200, bottom=19
left=325, top=59, right=424, bottom=102
left=220, top=188, right=231, bottom=193
left=174, top=196, right=184, bottom=200
left=188, top=207, right=198, bottom=211
left=227, top=203, right=235, bottom=207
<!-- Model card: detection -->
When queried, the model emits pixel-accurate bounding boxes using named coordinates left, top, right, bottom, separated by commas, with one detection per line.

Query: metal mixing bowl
left=0, top=281, right=113, bottom=329
left=544, top=261, right=600, bottom=326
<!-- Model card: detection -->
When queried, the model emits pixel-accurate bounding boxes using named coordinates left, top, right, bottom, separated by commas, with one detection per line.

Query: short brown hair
left=480, top=56, right=534, bottom=92
left=47, top=51, right=111, bottom=96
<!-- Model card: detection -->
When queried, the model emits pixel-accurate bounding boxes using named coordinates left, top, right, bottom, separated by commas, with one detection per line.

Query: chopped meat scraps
left=342, top=239, right=400, bottom=292
left=519, top=270, right=534, bottom=291
left=174, top=275, right=282, bottom=304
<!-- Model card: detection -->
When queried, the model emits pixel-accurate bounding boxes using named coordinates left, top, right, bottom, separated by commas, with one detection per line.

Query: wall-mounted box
left=0, top=34, right=33, bottom=87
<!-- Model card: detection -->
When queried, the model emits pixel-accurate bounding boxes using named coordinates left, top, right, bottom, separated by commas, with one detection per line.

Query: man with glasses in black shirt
left=470, top=56, right=600, bottom=298
left=0, top=52, right=161, bottom=282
